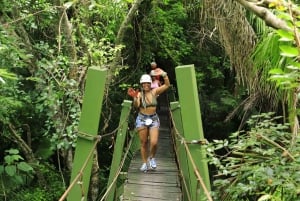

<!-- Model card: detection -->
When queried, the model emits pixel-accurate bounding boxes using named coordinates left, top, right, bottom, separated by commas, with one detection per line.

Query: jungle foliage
left=207, top=113, right=300, bottom=201
left=0, top=0, right=299, bottom=200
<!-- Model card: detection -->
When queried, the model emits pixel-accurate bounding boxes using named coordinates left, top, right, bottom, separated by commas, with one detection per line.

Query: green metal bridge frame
left=59, top=65, right=212, bottom=201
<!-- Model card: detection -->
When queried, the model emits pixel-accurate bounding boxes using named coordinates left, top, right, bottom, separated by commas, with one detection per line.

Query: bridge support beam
left=67, top=67, right=107, bottom=201
left=170, top=102, right=192, bottom=201
left=175, top=64, right=211, bottom=200
left=106, top=100, right=132, bottom=201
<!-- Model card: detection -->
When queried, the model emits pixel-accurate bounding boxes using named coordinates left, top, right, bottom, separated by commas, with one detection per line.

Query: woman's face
left=142, top=82, right=151, bottom=91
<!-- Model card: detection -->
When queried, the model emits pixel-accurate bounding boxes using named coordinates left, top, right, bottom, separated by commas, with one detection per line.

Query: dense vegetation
left=1, top=0, right=300, bottom=200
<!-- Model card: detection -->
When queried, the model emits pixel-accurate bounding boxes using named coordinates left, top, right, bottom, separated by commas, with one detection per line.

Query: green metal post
left=106, top=100, right=132, bottom=201
left=170, top=102, right=191, bottom=201
left=115, top=172, right=127, bottom=199
left=175, top=65, right=211, bottom=200
left=67, top=67, right=107, bottom=201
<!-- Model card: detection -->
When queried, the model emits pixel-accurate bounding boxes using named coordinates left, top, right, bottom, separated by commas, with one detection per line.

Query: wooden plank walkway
left=122, top=94, right=182, bottom=201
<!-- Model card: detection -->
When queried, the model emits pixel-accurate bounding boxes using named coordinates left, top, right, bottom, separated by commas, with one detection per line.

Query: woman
left=150, top=73, right=161, bottom=89
left=150, top=61, right=163, bottom=80
left=127, top=70, right=170, bottom=172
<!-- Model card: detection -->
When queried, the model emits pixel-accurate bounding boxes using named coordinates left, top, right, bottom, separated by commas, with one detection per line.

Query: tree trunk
left=54, top=0, right=78, bottom=79
left=109, top=0, right=144, bottom=78
left=116, top=0, right=144, bottom=45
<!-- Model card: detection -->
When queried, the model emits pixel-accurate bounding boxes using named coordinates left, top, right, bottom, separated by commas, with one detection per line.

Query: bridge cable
left=59, top=135, right=101, bottom=201
left=168, top=110, right=193, bottom=201
left=59, top=117, right=130, bottom=201
left=169, top=122, right=193, bottom=201
left=169, top=109, right=213, bottom=201
left=98, top=129, right=135, bottom=201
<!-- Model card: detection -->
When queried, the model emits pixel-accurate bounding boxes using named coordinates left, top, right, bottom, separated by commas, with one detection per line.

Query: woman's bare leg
left=149, top=127, right=159, bottom=158
left=138, top=127, right=149, bottom=163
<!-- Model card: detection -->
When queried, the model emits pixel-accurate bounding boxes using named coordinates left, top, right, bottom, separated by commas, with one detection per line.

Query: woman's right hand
left=127, top=88, right=139, bottom=98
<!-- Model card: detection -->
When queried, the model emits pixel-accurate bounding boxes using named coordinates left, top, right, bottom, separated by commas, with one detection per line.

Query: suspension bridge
left=59, top=65, right=213, bottom=201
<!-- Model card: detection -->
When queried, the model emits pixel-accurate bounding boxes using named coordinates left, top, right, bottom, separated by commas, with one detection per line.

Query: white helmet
left=150, top=70, right=156, bottom=76
left=140, top=74, right=152, bottom=84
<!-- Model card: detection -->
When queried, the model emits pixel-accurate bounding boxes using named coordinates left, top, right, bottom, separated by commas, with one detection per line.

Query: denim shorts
left=135, top=113, right=160, bottom=129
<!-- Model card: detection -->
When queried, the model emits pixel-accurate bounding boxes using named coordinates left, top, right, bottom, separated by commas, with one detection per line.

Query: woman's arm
left=154, top=73, right=170, bottom=95
left=132, top=92, right=141, bottom=108
left=127, top=88, right=140, bottom=108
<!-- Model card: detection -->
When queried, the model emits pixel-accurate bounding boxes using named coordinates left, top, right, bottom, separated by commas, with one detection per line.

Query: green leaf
left=4, top=155, right=13, bottom=164
left=0, top=77, right=5, bottom=84
left=5, top=165, right=16, bottom=176
left=0, top=69, right=17, bottom=80
left=5, top=154, right=23, bottom=164
left=268, top=68, right=284, bottom=75
left=277, top=29, right=294, bottom=41
left=277, top=11, right=293, bottom=21
left=13, top=154, right=23, bottom=161
left=289, top=61, right=300, bottom=68
left=6, top=149, right=19, bottom=155
left=279, top=45, right=298, bottom=57
left=258, top=194, right=272, bottom=201
left=17, top=162, right=33, bottom=172
left=4, top=152, right=24, bottom=165
left=286, top=64, right=300, bottom=70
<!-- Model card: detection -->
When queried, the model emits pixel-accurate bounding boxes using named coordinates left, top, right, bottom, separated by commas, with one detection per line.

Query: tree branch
left=235, top=0, right=290, bottom=31
left=116, top=0, right=144, bottom=45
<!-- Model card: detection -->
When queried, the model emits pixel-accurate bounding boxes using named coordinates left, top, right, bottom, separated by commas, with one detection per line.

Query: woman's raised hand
left=127, top=87, right=139, bottom=98
left=150, top=68, right=165, bottom=76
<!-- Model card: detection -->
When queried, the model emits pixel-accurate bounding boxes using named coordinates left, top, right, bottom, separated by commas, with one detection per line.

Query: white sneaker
left=149, top=158, right=157, bottom=169
left=140, top=163, right=148, bottom=172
